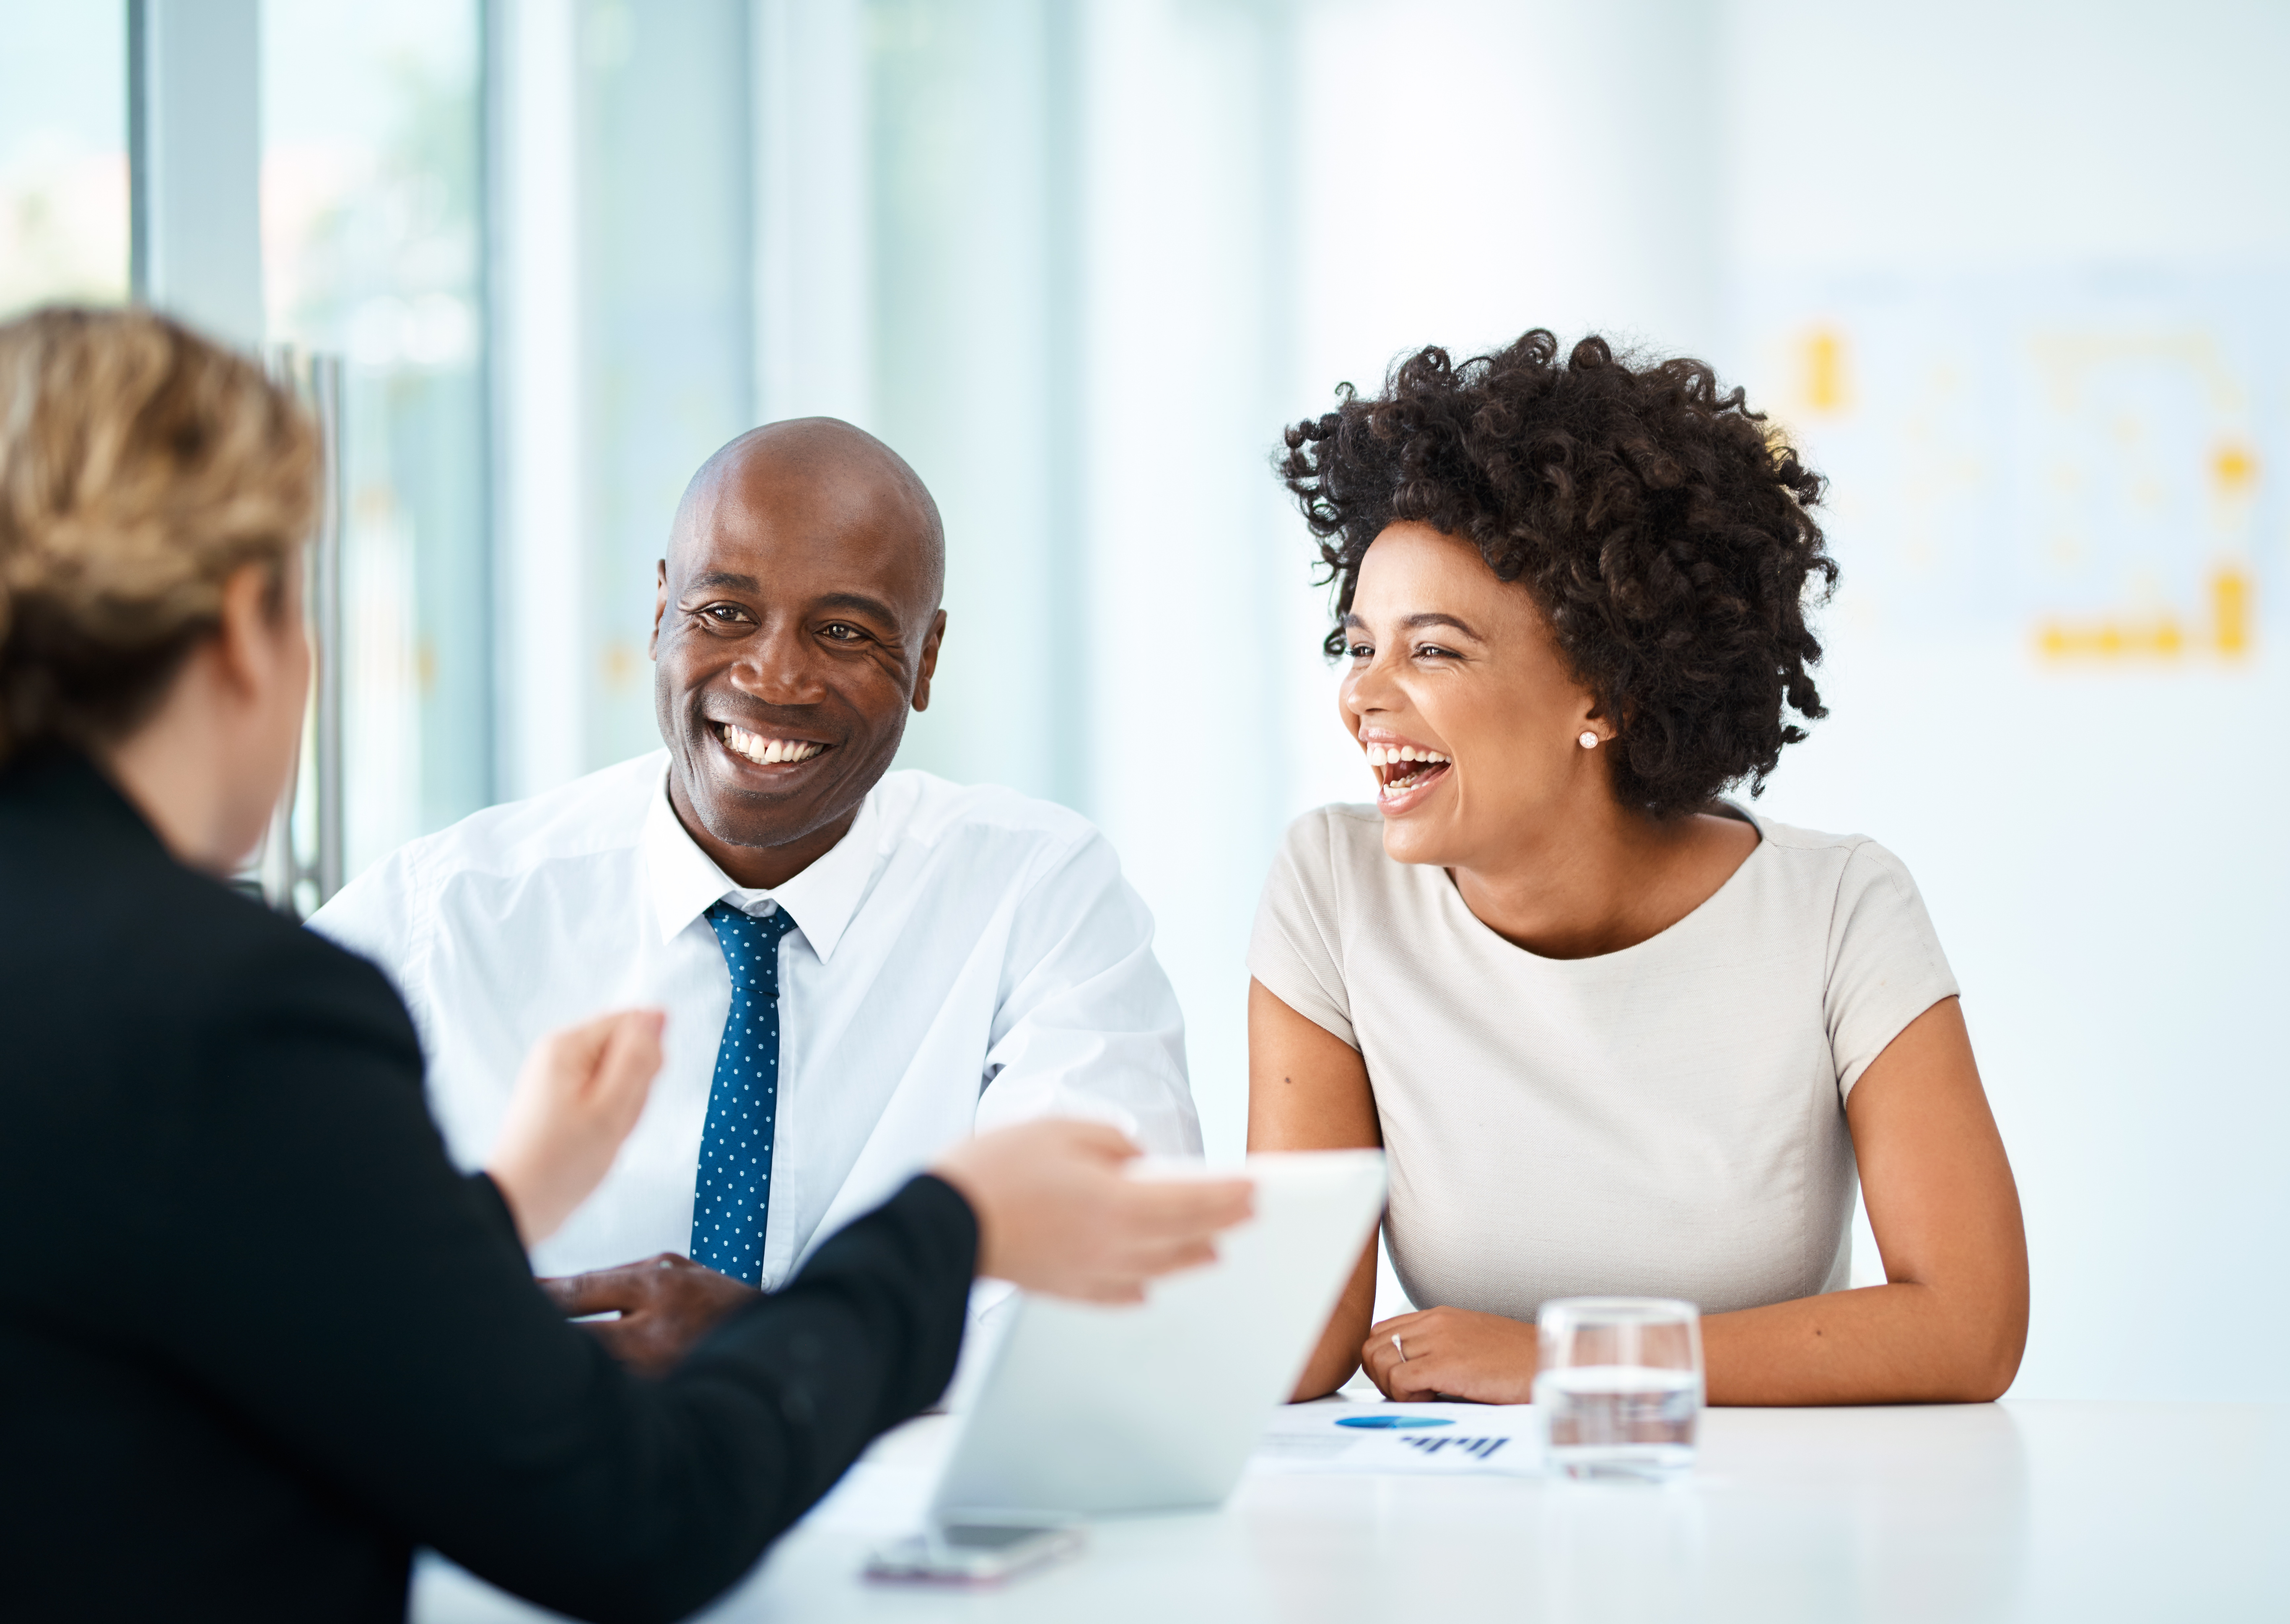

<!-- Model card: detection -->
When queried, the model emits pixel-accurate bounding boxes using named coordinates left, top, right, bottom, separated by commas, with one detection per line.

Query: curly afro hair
left=1280, top=330, right=1836, bottom=817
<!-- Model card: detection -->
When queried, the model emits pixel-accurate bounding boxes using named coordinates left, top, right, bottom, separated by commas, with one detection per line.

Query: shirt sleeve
left=1825, top=839, right=1961, bottom=1102
left=1247, top=809, right=1356, bottom=1049
left=973, top=827, right=1203, bottom=1157
left=304, top=844, right=424, bottom=1029
left=140, top=933, right=974, bottom=1624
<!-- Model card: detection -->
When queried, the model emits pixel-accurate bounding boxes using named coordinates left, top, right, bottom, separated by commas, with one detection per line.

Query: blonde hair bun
left=0, top=306, right=319, bottom=762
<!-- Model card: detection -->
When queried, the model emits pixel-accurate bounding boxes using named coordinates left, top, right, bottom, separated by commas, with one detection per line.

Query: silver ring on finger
left=1392, top=1334, right=1406, bottom=1361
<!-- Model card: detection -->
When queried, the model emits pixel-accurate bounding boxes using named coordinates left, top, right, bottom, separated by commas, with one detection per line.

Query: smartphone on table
left=864, top=1518, right=1085, bottom=1585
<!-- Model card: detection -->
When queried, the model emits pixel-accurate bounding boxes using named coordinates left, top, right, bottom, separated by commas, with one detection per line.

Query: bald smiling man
left=312, top=420, right=1199, bottom=1348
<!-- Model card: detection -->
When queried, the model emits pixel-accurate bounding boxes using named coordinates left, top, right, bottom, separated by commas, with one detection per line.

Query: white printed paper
left=1248, top=1401, right=1543, bottom=1477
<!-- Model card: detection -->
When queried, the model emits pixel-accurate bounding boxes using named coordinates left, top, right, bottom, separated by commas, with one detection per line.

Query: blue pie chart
left=1335, top=1414, right=1454, bottom=1430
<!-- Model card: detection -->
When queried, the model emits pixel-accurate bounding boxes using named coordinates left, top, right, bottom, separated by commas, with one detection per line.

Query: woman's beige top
left=1247, top=803, right=1959, bottom=1320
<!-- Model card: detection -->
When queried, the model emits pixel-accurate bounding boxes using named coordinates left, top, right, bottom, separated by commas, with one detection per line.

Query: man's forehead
left=668, top=422, right=942, bottom=599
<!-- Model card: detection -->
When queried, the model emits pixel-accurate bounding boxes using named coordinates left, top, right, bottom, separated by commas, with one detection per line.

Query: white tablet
left=929, top=1149, right=1387, bottom=1519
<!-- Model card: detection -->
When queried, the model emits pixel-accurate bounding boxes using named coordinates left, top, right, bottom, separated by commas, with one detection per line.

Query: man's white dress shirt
left=311, top=751, right=1201, bottom=1282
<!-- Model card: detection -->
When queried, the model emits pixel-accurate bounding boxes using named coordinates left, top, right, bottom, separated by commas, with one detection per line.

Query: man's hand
left=931, top=1119, right=1254, bottom=1303
left=1359, top=1305, right=1540, bottom=1403
left=539, top=1254, right=761, bottom=1377
left=487, top=1009, right=666, bottom=1246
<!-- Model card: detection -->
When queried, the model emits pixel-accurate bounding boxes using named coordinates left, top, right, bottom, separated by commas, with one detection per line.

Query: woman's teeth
left=1364, top=744, right=1451, bottom=769
left=1364, top=742, right=1452, bottom=800
left=720, top=723, right=825, bottom=766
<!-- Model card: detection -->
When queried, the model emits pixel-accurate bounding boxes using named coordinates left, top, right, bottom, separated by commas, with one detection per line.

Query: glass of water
left=1533, top=1297, right=1704, bottom=1482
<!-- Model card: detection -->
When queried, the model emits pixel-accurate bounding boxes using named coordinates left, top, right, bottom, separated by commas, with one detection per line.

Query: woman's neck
left=1449, top=800, right=1759, bottom=961
left=95, top=648, right=258, bottom=875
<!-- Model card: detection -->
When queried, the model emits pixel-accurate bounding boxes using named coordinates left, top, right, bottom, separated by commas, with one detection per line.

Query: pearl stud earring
left=1578, top=730, right=1599, bottom=749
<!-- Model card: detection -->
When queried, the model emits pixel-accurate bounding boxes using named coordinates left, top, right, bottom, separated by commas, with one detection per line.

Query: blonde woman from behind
left=0, top=307, right=1248, bottom=1623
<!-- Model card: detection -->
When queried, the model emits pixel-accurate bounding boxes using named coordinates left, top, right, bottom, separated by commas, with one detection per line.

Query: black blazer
left=0, top=748, right=975, bottom=1623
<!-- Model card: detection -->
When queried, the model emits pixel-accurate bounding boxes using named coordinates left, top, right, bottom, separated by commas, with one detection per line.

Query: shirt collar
left=638, top=759, right=884, bottom=962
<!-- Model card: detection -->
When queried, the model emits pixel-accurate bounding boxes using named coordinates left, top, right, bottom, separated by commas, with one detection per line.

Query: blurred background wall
left=4, top=0, right=2283, bottom=1403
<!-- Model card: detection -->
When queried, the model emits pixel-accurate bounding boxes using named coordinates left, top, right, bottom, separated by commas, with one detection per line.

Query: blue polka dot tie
left=692, top=901, right=798, bottom=1287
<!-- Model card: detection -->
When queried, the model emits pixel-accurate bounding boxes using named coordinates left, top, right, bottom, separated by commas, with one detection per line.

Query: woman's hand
left=488, top=1009, right=666, bottom=1246
left=1359, top=1305, right=1539, bottom=1403
left=931, top=1119, right=1254, bottom=1303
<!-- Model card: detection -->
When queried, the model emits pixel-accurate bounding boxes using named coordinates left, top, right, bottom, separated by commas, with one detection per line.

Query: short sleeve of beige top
left=1247, top=803, right=1960, bottom=1321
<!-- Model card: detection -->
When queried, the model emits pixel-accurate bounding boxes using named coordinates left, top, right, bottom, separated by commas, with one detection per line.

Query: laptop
left=928, top=1149, right=1387, bottom=1519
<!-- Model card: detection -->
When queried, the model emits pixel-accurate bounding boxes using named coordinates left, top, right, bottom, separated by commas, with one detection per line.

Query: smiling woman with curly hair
left=1248, top=330, right=2029, bottom=1408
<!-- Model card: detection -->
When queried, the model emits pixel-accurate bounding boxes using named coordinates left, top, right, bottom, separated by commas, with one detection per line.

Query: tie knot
left=708, top=899, right=796, bottom=932
left=706, top=902, right=798, bottom=983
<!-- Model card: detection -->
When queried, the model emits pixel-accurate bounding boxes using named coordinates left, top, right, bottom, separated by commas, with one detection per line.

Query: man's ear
left=911, top=609, right=948, bottom=713
left=648, top=559, right=668, bottom=659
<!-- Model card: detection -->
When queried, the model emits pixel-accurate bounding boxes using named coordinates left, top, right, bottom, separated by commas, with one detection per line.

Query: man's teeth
left=721, top=724, right=826, bottom=766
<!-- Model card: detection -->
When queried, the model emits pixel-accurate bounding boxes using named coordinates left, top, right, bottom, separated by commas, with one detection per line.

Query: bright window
left=262, top=0, right=490, bottom=875
left=0, top=0, right=128, bottom=319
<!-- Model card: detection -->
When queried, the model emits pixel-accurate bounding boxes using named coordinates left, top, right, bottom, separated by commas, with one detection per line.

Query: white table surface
left=414, top=1400, right=2289, bottom=1624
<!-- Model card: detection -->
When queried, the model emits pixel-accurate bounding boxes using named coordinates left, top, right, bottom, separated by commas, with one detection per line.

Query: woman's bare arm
left=1247, top=979, right=1382, bottom=1399
left=1356, top=997, right=2028, bottom=1406
left=1698, top=996, right=2028, bottom=1402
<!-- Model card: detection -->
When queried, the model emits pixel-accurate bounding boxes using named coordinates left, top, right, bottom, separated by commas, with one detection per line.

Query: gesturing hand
left=539, top=1253, right=761, bottom=1377
left=1361, top=1305, right=1540, bottom=1404
left=931, top=1120, right=1255, bottom=1303
left=487, top=1009, right=666, bottom=1246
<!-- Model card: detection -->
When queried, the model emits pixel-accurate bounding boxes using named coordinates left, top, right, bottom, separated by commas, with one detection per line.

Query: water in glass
left=1535, top=1298, right=1703, bottom=1482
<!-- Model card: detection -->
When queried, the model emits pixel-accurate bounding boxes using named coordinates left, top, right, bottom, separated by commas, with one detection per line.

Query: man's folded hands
left=539, top=1253, right=762, bottom=1377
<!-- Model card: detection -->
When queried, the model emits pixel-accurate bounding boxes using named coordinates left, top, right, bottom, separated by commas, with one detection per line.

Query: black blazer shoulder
left=0, top=745, right=421, bottom=1085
